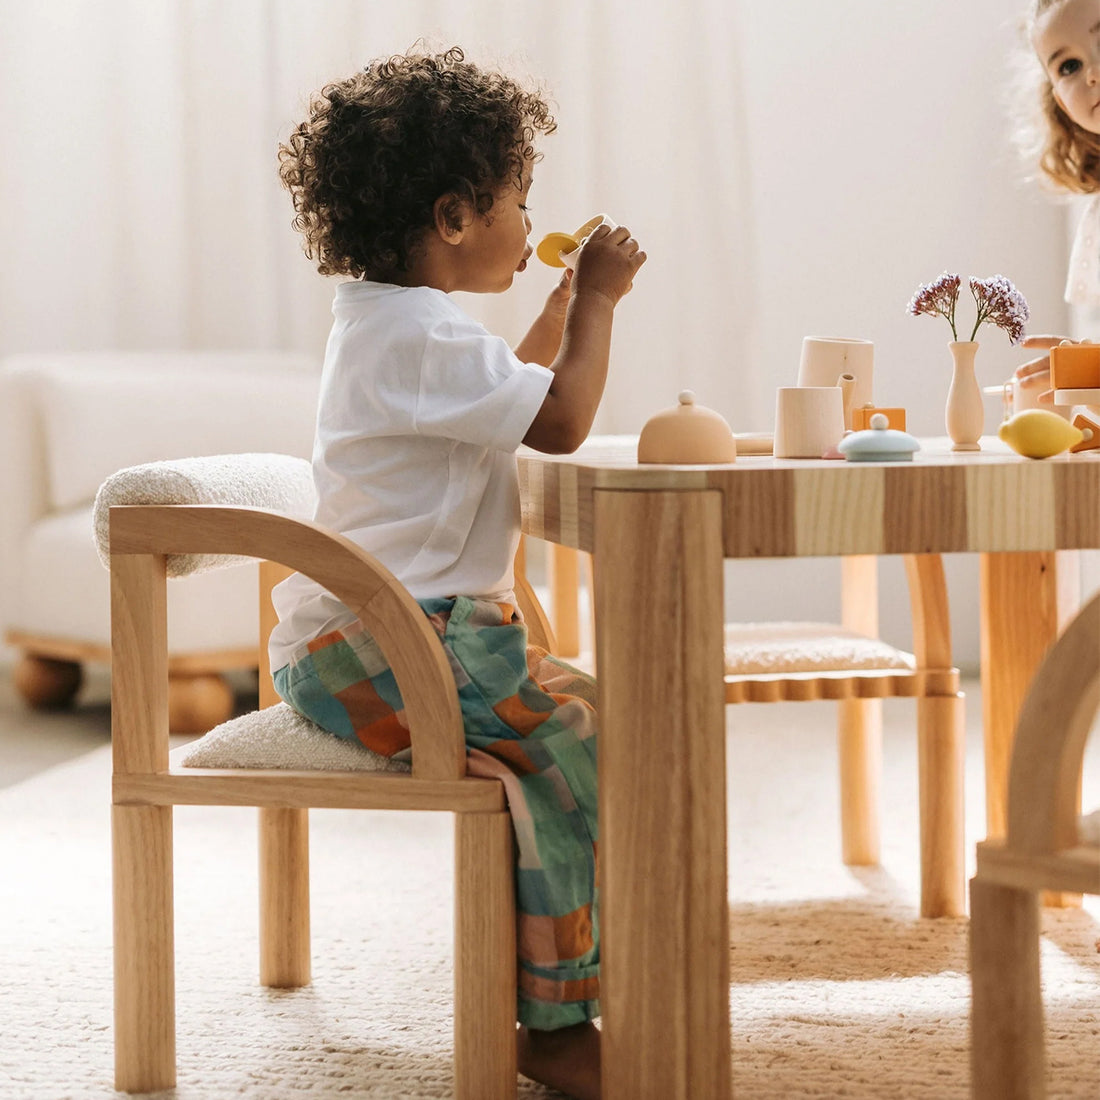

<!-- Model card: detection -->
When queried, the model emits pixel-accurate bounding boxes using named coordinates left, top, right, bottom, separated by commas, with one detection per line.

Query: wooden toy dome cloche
left=637, top=390, right=738, bottom=464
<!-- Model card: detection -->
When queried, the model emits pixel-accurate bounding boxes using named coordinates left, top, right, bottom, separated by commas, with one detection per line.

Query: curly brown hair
left=1016, top=0, right=1100, bottom=193
left=277, top=46, right=556, bottom=280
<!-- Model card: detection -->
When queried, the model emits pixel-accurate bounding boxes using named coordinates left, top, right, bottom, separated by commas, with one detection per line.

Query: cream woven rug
left=0, top=686, right=1097, bottom=1099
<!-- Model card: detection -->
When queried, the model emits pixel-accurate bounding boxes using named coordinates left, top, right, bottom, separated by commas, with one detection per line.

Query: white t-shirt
left=1066, top=193, right=1100, bottom=308
left=268, top=280, right=554, bottom=670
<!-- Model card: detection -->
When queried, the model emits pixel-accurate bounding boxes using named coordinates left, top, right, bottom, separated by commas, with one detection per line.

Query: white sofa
left=0, top=350, right=320, bottom=731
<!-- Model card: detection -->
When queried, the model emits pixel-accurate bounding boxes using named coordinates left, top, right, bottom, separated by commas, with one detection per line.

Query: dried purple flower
left=907, top=271, right=1029, bottom=346
left=907, top=272, right=962, bottom=339
left=967, top=275, right=1030, bottom=346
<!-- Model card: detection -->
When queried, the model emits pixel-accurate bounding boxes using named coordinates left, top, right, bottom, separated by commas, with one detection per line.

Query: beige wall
left=711, top=0, right=1068, bottom=670
left=0, top=0, right=1073, bottom=671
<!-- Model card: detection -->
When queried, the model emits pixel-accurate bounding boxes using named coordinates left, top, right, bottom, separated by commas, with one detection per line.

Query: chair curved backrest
left=110, top=504, right=467, bottom=781
left=969, top=592, right=1099, bottom=1100
left=1005, top=589, right=1100, bottom=856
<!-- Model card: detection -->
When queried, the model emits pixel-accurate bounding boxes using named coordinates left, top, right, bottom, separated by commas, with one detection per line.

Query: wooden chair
left=98, top=455, right=555, bottom=1099
left=969, top=591, right=1100, bottom=1100
left=547, top=548, right=965, bottom=918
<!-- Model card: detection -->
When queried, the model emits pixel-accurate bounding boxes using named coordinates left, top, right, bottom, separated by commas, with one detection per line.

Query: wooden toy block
left=851, top=405, right=905, bottom=432
left=1069, top=410, right=1100, bottom=452
left=1049, top=343, right=1100, bottom=390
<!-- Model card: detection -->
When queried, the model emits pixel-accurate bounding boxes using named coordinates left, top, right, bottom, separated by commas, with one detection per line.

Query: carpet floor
left=0, top=679, right=1097, bottom=1099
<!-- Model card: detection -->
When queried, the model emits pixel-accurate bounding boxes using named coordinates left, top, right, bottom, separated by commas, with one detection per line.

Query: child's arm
left=514, top=273, right=572, bottom=367
left=523, top=225, right=646, bottom=454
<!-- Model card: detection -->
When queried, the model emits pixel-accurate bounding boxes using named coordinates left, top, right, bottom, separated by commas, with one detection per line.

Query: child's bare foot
left=517, top=1021, right=601, bottom=1099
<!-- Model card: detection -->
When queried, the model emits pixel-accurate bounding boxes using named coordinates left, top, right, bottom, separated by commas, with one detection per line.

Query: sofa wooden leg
left=167, top=672, right=234, bottom=734
left=13, top=652, right=83, bottom=708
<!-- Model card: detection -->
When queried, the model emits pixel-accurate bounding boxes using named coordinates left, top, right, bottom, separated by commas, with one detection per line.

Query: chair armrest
left=109, top=505, right=466, bottom=782
left=1005, top=590, right=1100, bottom=855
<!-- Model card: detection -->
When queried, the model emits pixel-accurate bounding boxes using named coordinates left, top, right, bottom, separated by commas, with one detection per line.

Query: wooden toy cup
left=773, top=386, right=846, bottom=459
left=536, top=214, right=614, bottom=269
left=797, top=337, right=874, bottom=410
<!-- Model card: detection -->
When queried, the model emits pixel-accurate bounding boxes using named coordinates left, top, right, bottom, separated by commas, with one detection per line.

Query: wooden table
left=518, top=435, right=1087, bottom=1100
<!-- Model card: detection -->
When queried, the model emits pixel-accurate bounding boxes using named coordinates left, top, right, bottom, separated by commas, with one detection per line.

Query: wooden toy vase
left=946, top=341, right=984, bottom=451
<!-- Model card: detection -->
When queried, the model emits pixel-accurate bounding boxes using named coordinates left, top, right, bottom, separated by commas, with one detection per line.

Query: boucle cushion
left=179, top=702, right=411, bottom=773
left=93, top=453, right=316, bottom=577
left=724, top=622, right=916, bottom=675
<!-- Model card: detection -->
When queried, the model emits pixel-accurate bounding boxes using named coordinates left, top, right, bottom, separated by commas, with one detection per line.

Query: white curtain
left=0, top=0, right=757, bottom=435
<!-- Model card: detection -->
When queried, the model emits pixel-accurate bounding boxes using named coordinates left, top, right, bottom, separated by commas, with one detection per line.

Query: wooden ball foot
left=168, top=673, right=234, bottom=734
left=13, top=654, right=83, bottom=709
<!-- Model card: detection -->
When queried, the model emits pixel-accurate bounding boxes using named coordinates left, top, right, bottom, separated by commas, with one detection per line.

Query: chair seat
left=724, top=621, right=916, bottom=675
left=179, top=702, right=411, bottom=773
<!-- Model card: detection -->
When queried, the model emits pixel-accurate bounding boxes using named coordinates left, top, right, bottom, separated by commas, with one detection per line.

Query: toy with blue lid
left=837, top=413, right=920, bottom=462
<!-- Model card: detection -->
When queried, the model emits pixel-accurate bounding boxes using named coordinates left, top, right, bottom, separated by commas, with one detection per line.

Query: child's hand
left=1014, top=334, right=1069, bottom=405
left=571, top=224, right=646, bottom=306
left=543, top=268, right=573, bottom=320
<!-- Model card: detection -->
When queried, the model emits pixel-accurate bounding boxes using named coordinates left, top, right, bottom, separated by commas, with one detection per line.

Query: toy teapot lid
left=837, top=413, right=920, bottom=463
left=637, top=390, right=737, bottom=465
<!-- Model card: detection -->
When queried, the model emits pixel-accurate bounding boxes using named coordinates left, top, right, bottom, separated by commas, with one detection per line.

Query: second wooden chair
left=546, top=548, right=965, bottom=918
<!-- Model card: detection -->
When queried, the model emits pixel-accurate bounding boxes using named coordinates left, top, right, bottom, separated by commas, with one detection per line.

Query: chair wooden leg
left=258, top=807, right=311, bottom=988
left=454, top=811, right=517, bottom=1100
left=113, top=804, right=176, bottom=1093
left=917, top=693, right=966, bottom=917
left=837, top=697, right=882, bottom=865
left=970, top=877, right=1045, bottom=1099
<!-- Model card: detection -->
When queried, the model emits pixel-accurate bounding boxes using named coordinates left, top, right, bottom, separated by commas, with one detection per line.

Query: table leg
left=593, top=489, right=730, bottom=1100
left=980, top=550, right=1081, bottom=908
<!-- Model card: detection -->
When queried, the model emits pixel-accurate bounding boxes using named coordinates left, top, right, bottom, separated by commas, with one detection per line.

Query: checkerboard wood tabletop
left=519, top=436, right=1100, bottom=558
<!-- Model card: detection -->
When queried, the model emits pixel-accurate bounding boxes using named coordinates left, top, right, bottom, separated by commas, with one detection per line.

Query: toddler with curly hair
left=1014, top=0, right=1100, bottom=397
left=270, top=45, right=646, bottom=1100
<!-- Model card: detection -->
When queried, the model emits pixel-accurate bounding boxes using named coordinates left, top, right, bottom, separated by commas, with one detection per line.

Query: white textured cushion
left=724, top=621, right=916, bottom=675
left=180, top=703, right=411, bottom=773
left=94, top=453, right=316, bottom=577
left=38, top=353, right=319, bottom=511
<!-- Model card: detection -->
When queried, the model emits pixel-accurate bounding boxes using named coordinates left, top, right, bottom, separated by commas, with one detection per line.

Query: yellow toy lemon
left=997, top=409, right=1088, bottom=458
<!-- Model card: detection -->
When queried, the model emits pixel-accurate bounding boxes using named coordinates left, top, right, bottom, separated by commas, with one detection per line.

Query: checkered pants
left=273, top=596, right=599, bottom=1029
